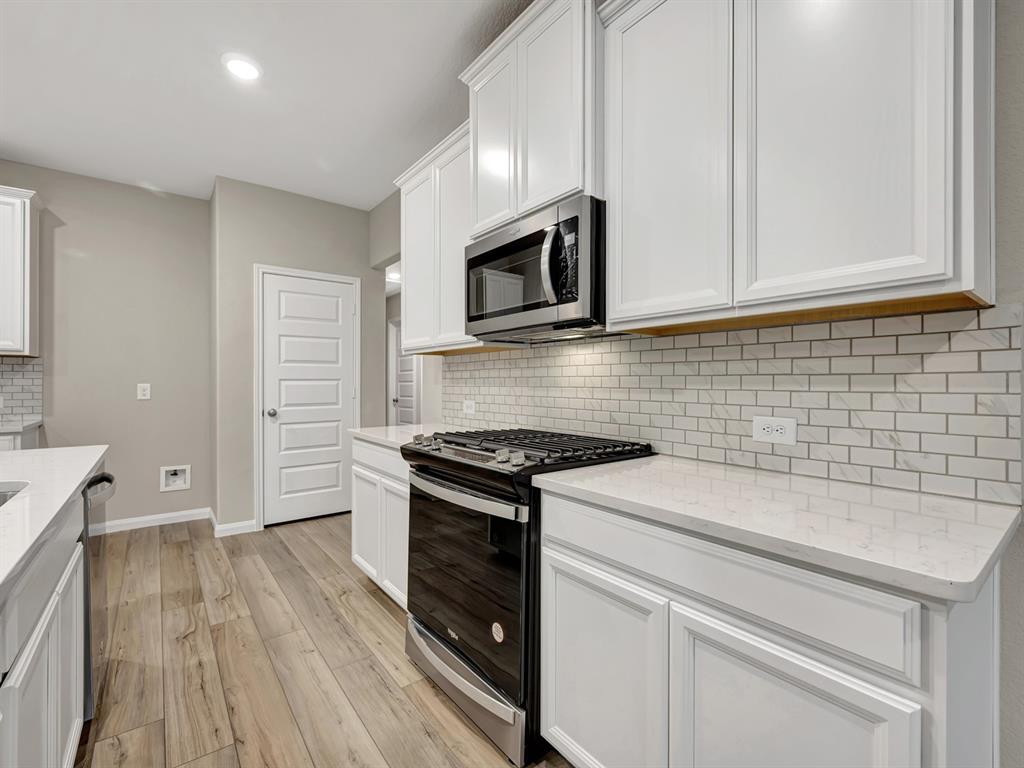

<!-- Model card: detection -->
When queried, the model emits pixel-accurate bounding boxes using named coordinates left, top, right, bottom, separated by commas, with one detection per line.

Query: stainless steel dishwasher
left=81, top=472, right=115, bottom=721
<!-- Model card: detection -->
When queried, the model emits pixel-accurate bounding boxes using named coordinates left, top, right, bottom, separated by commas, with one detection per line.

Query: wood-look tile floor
left=80, top=513, right=567, bottom=768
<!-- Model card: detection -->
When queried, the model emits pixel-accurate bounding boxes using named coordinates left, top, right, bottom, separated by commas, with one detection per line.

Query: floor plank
left=160, top=523, right=192, bottom=545
left=403, top=678, right=509, bottom=768
left=319, top=574, right=423, bottom=687
left=311, top=515, right=379, bottom=592
left=193, top=542, right=251, bottom=625
left=231, top=555, right=303, bottom=640
left=246, top=529, right=303, bottom=572
left=120, top=527, right=161, bottom=602
left=162, top=603, right=233, bottom=768
left=275, top=523, right=343, bottom=579
left=219, top=533, right=257, bottom=560
left=210, top=617, right=314, bottom=768
left=160, top=540, right=203, bottom=613
left=273, top=565, right=371, bottom=670
left=187, top=519, right=217, bottom=551
left=178, top=745, right=240, bottom=768
left=265, top=630, right=388, bottom=768
left=333, top=657, right=460, bottom=768
left=96, top=594, right=164, bottom=740
left=92, top=720, right=165, bottom=768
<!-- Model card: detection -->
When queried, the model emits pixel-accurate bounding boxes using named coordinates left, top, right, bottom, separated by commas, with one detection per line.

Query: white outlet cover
left=463, top=399, right=476, bottom=415
left=751, top=415, right=798, bottom=446
left=137, top=383, right=151, bottom=400
left=160, top=464, right=191, bottom=492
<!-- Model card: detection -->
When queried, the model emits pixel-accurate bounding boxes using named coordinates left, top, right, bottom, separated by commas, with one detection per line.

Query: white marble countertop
left=349, top=424, right=458, bottom=451
left=0, top=445, right=108, bottom=592
left=0, top=415, right=42, bottom=434
left=534, top=455, right=1021, bottom=602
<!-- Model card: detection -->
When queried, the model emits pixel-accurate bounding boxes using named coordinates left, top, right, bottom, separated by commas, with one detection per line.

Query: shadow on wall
left=34, top=207, right=65, bottom=449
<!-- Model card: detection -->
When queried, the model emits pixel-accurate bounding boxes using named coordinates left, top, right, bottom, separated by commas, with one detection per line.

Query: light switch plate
left=462, top=399, right=476, bottom=415
left=751, top=415, right=798, bottom=446
left=137, top=383, right=151, bottom=400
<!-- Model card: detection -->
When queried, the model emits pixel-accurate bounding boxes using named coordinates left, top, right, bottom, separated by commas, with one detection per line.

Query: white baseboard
left=88, top=507, right=212, bottom=536
left=214, top=518, right=260, bottom=538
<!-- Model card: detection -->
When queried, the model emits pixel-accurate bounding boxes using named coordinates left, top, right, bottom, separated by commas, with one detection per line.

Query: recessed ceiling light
left=386, top=271, right=401, bottom=281
left=222, top=53, right=262, bottom=81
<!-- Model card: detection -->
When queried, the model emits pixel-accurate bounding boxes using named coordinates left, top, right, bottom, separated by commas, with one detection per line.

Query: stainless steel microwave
left=465, top=194, right=605, bottom=344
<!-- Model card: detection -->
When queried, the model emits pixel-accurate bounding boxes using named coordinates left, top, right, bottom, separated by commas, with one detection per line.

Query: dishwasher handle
left=84, top=472, right=116, bottom=506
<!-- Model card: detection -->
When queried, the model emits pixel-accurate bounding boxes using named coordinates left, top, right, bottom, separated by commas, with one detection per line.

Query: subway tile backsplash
left=441, top=306, right=1024, bottom=505
left=0, top=356, right=43, bottom=417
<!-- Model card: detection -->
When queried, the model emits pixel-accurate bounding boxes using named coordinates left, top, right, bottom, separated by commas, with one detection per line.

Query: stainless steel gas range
left=400, top=429, right=654, bottom=765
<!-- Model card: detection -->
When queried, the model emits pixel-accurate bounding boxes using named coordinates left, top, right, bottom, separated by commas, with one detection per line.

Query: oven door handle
left=409, top=471, right=529, bottom=522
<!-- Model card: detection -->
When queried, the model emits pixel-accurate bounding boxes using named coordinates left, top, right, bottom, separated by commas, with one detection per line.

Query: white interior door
left=262, top=272, right=357, bottom=525
left=388, top=319, right=418, bottom=426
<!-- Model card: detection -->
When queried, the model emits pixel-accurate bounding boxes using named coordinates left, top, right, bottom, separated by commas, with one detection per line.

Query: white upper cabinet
left=396, top=122, right=484, bottom=354
left=0, top=186, right=38, bottom=356
left=602, top=0, right=994, bottom=333
left=604, top=0, right=732, bottom=328
left=462, top=0, right=597, bottom=238
left=733, top=0, right=952, bottom=306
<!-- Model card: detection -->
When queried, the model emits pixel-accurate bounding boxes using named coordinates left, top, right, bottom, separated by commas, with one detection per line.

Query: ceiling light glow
left=222, top=53, right=262, bottom=81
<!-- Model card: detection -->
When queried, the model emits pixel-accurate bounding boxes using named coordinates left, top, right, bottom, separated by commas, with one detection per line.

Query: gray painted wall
left=369, top=190, right=400, bottom=268
left=211, top=176, right=385, bottom=526
left=0, top=159, right=214, bottom=523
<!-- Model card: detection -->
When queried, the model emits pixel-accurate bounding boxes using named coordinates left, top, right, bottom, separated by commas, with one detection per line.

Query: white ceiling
left=0, top=0, right=528, bottom=210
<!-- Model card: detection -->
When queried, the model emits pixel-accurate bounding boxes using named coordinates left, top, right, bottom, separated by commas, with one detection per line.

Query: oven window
left=407, top=481, right=525, bottom=702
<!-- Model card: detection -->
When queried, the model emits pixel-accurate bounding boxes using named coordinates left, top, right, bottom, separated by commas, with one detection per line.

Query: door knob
left=392, top=397, right=399, bottom=404
left=266, top=408, right=278, bottom=417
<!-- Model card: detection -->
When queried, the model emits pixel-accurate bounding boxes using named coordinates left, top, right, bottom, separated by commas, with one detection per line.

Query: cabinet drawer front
left=352, top=439, right=408, bottom=482
left=542, top=493, right=921, bottom=685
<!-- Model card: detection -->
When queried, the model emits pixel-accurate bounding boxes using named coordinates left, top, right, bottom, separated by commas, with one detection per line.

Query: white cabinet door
left=379, top=477, right=410, bottom=610
left=517, top=0, right=583, bottom=214
left=541, top=547, right=669, bottom=768
left=734, top=0, right=953, bottom=305
left=0, top=188, right=34, bottom=355
left=0, top=588, right=57, bottom=768
left=400, top=167, right=437, bottom=351
left=434, top=136, right=475, bottom=348
left=604, top=0, right=732, bottom=329
left=350, top=465, right=382, bottom=580
left=470, top=46, right=517, bottom=236
left=54, top=545, right=84, bottom=768
left=668, top=601, right=921, bottom=768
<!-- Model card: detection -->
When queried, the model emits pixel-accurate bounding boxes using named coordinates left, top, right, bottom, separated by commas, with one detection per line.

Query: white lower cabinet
left=668, top=601, right=920, bottom=768
left=0, top=543, right=84, bottom=768
left=541, top=548, right=669, bottom=768
left=350, top=439, right=410, bottom=608
left=540, top=492, right=995, bottom=768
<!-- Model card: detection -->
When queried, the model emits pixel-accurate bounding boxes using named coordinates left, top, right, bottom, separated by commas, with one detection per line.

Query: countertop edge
left=535, top=476, right=1021, bottom=603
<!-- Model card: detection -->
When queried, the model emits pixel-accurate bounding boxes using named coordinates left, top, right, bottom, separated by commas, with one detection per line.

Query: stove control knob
left=510, top=451, right=526, bottom=467
left=413, top=434, right=424, bottom=445
left=495, top=449, right=510, bottom=463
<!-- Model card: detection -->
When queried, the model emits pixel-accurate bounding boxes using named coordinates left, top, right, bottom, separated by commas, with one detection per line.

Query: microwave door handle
left=539, top=226, right=559, bottom=305
left=410, top=472, right=529, bottom=522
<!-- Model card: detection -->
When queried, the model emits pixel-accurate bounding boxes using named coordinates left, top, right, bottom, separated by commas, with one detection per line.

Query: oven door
left=465, top=196, right=589, bottom=338
left=407, top=470, right=529, bottom=703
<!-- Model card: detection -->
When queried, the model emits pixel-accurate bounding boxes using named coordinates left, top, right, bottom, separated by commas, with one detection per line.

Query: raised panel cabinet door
left=517, top=0, right=583, bottom=215
left=470, top=45, right=517, bottom=236
left=401, top=167, right=437, bottom=351
left=0, top=193, right=28, bottom=353
left=54, top=545, right=84, bottom=768
left=435, top=135, right=476, bottom=347
left=350, top=465, right=382, bottom=582
left=734, top=0, right=953, bottom=305
left=541, top=547, right=669, bottom=768
left=379, top=477, right=410, bottom=609
left=668, top=601, right=921, bottom=768
left=604, top=0, right=732, bottom=329
left=0, top=591, right=57, bottom=768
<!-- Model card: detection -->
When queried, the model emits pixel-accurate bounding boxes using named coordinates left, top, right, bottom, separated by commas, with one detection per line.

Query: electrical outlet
left=462, top=399, right=476, bottom=415
left=137, top=383, right=151, bottom=400
left=751, top=415, right=798, bottom=446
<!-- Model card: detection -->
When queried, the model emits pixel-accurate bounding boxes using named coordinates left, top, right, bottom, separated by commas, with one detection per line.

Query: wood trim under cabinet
left=622, top=291, right=989, bottom=337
